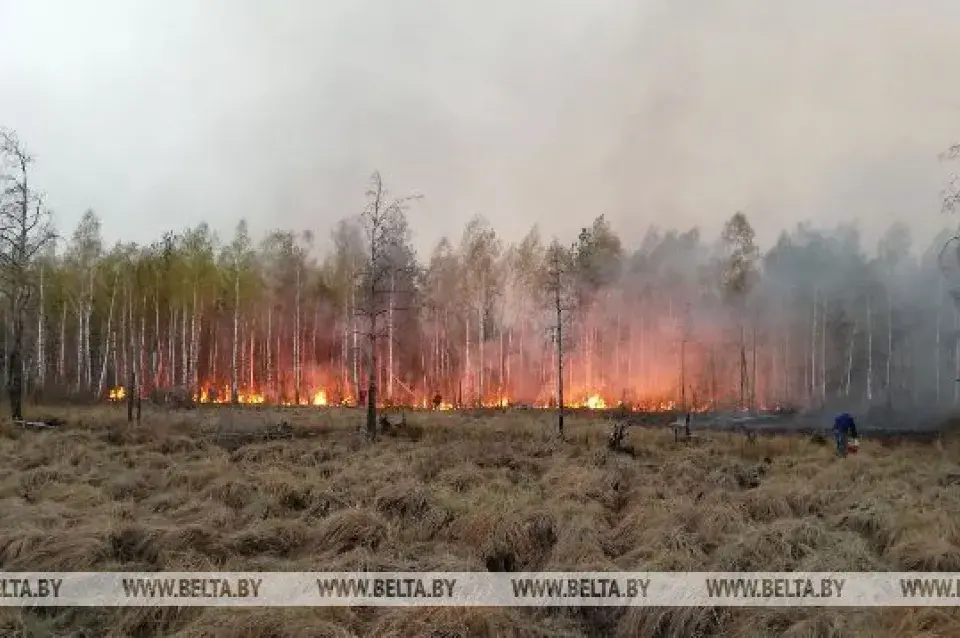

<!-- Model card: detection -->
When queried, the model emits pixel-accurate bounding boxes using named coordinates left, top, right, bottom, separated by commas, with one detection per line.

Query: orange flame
left=585, top=394, right=606, bottom=409
left=183, top=377, right=706, bottom=413
left=108, top=386, right=126, bottom=401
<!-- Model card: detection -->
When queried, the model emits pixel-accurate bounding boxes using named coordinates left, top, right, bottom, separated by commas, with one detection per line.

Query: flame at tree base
left=172, top=381, right=707, bottom=413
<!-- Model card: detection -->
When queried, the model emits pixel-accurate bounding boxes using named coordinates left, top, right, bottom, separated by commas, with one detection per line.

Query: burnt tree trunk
left=7, top=313, right=23, bottom=421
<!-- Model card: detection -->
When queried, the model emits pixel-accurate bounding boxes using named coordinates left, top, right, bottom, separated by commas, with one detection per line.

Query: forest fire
left=584, top=394, right=606, bottom=410
left=192, top=386, right=264, bottom=404
left=108, top=387, right=125, bottom=401
left=177, top=379, right=694, bottom=412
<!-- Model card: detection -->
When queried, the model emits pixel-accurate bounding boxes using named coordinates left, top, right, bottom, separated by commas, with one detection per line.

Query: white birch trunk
left=75, top=302, right=83, bottom=390
left=139, top=296, right=146, bottom=396
left=190, top=287, right=198, bottom=394
left=168, top=306, right=175, bottom=387
left=478, top=301, right=485, bottom=404
left=96, top=272, right=118, bottom=397
left=294, top=266, right=301, bottom=403
left=180, top=302, right=187, bottom=386
left=153, top=290, right=160, bottom=387
left=464, top=312, right=471, bottom=404
left=85, top=269, right=94, bottom=389
left=266, top=305, right=273, bottom=392
left=58, top=303, right=66, bottom=382
left=351, top=289, right=359, bottom=402
left=388, top=273, right=394, bottom=402
left=36, top=264, right=44, bottom=385
left=231, top=274, right=239, bottom=402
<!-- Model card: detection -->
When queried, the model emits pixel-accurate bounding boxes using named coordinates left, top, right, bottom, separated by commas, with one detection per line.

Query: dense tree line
left=2, top=128, right=958, bottom=417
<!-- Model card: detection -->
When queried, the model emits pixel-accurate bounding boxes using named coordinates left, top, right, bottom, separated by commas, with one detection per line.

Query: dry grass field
left=1, top=405, right=959, bottom=637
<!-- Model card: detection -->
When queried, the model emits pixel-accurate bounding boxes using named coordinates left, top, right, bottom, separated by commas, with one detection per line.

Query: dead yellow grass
left=0, top=405, right=958, bottom=636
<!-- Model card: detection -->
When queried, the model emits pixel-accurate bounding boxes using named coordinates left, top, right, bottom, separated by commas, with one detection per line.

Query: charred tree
left=0, top=129, right=56, bottom=420
left=355, top=171, right=420, bottom=440
left=544, top=239, right=577, bottom=438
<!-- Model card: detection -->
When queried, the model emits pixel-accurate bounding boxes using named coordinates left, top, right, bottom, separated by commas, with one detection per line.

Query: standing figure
left=833, top=412, right=859, bottom=458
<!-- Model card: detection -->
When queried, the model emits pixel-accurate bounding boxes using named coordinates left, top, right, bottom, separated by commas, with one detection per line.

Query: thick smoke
left=3, top=1, right=960, bottom=253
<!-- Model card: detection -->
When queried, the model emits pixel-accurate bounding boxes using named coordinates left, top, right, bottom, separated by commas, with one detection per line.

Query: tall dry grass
left=0, top=405, right=958, bottom=636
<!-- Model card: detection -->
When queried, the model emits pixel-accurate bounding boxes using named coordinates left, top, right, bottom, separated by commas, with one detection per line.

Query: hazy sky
left=1, top=0, right=959, bottom=257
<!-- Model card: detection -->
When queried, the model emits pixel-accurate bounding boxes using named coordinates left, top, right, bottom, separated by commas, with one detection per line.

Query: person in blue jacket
left=833, top=412, right=858, bottom=457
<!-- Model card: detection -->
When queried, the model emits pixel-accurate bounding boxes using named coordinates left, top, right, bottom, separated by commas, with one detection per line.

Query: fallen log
left=14, top=418, right=65, bottom=429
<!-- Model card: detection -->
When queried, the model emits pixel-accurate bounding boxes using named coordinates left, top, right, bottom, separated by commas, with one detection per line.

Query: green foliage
left=720, top=212, right=758, bottom=302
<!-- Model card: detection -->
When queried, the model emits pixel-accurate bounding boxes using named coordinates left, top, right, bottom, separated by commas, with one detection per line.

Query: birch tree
left=459, top=215, right=502, bottom=405
left=221, top=220, right=257, bottom=403
left=720, top=212, right=759, bottom=410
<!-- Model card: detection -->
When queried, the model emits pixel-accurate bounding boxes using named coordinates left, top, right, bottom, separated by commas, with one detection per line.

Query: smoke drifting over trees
left=2, top=127, right=959, bottom=418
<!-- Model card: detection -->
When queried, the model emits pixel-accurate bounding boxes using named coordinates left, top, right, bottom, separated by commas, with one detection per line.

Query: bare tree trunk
left=211, top=319, right=218, bottom=393
left=36, top=265, right=44, bottom=388
left=180, top=302, right=187, bottom=386
left=112, top=330, right=118, bottom=389
left=266, top=305, right=273, bottom=393
left=8, top=309, right=23, bottom=420
left=312, top=301, right=319, bottom=373
left=139, top=295, right=146, bottom=398
left=294, top=266, right=301, bottom=404
left=844, top=319, right=857, bottom=396
left=499, top=322, right=505, bottom=401
left=507, top=326, right=513, bottom=397
left=638, top=314, right=645, bottom=389
left=341, top=305, right=349, bottom=400
left=464, top=313, right=471, bottom=405
left=121, top=297, right=128, bottom=387
left=96, top=272, right=118, bottom=397
left=820, top=297, right=827, bottom=402
left=783, top=330, right=790, bottom=405
left=751, top=322, right=758, bottom=410
left=886, top=288, right=893, bottom=401
left=153, top=289, right=160, bottom=388
left=680, top=327, right=686, bottom=411
left=478, top=300, right=485, bottom=405
left=231, top=273, right=239, bottom=403
left=554, top=266, right=564, bottom=437
left=168, top=306, right=175, bottom=387
left=85, top=270, right=94, bottom=390
left=936, top=278, right=943, bottom=406
left=367, top=321, right=377, bottom=439
left=126, top=296, right=135, bottom=423
left=57, top=303, right=66, bottom=383
left=708, top=347, right=716, bottom=408
left=810, top=291, right=817, bottom=406
left=75, top=302, right=83, bottom=391
left=276, top=316, right=283, bottom=399
left=190, top=288, right=199, bottom=396
left=739, top=323, right=746, bottom=410
left=388, top=273, right=394, bottom=402
left=2, top=311, right=8, bottom=393
left=351, top=289, right=359, bottom=404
